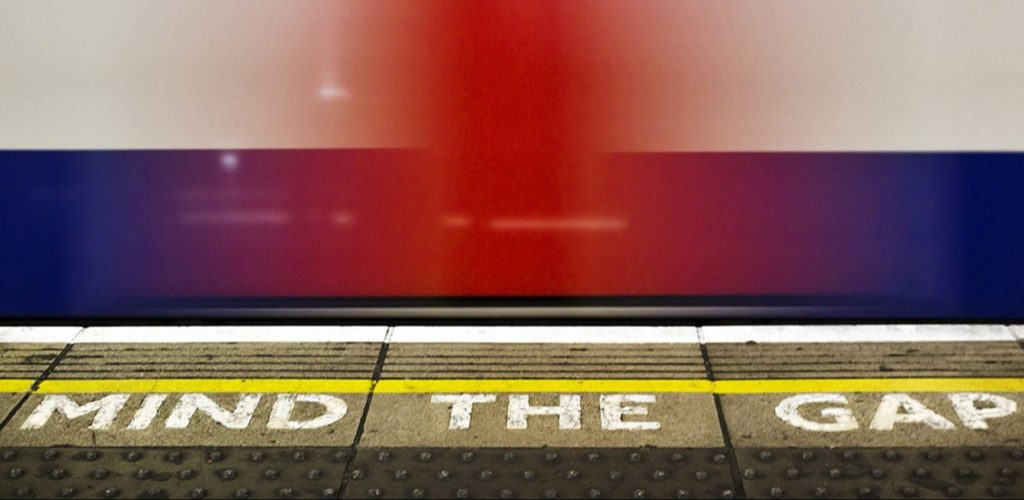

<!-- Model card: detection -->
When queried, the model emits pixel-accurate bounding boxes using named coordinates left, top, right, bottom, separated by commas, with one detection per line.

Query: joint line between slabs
left=339, top=325, right=393, bottom=498
left=700, top=327, right=746, bottom=499
left=0, top=342, right=73, bottom=432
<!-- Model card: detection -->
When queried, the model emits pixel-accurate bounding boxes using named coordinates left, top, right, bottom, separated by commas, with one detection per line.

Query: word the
left=431, top=393, right=660, bottom=431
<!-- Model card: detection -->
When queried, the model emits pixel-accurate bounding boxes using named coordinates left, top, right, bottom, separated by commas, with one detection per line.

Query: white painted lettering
left=431, top=394, right=497, bottom=430
left=507, top=394, right=582, bottom=430
left=949, top=393, right=1018, bottom=430
left=165, top=394, right=261, bottom=429
left=775, top=394, right=859, bottom=432
left=22, top=394, right=130, bottom=430
left=267, top=394, right=347, bottom=430
left=869, top=393, right=955, bottom=430
left=600, top=394, right=660, bottom=431
left=127, top=394, right=167, bottom=430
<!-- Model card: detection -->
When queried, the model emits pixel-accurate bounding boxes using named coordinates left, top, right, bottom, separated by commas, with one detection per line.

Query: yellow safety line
left=712, top=378, right=1024, bottom=394
left=21, top=377, right=1024, bottom=394
left=374, top=379, right=714, bottom=393
left=375, top=378, right=1024, bottom=394
left=0, top=379, right=33, bottom=392
left=36, top=379, right=373, bottom=394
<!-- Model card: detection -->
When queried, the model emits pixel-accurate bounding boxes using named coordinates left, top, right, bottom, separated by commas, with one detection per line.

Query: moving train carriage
left=2, top=2, right=1024, bottom=499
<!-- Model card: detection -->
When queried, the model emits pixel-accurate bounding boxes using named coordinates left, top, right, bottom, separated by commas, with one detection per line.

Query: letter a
left=869, top=393, right=955, bottom=430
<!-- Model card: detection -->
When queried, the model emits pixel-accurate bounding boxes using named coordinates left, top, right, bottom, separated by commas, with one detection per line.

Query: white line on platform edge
left=700, top=324, right=1015, bottom=343
left=1012, top=325, right=1024, bottom=342
left=0, top=327, right=83, bottom=343
left=390, top=326, right=700, bottom=343
left=0, top=325, right=1017, bottom=344
left=70, top=326, right=388, bottom=343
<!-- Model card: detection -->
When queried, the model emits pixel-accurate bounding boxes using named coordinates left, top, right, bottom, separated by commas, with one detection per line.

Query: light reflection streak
left=331, top=212, right=355, bottom=226
left=219, top=152, right=239, bottom=172
left=178, top=189, right=283, bottom=201
left=489, top=217, right=628, bottom=232
left=180, top=209, right=289, bottom=226
left=318, top=84, right=350, bottom=102
left=442, top=214, right=473, bottom=228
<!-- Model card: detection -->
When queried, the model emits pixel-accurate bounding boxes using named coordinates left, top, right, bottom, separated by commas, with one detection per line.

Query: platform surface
left=0, top=325, right=1022, bottom=499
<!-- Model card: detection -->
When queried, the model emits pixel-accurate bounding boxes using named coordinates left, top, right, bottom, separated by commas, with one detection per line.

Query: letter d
left=267, top=394, right=348, bottom=430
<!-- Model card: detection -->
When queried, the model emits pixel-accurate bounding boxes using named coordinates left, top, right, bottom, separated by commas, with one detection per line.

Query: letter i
left=127, top=394, right=168, bottom=430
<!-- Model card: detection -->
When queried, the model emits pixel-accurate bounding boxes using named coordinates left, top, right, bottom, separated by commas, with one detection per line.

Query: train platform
left=0, top=325, right=1022, bottom=499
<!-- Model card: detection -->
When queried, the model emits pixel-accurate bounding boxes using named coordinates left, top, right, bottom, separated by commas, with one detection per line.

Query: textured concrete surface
left=366, top=341, right=720, bottom=448
left=0, top=394, right=23, bottom=422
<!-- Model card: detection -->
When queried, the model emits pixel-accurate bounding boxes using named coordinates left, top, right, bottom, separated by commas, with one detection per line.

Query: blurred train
left=4, top=150, right=1023, bottom=320
left=1, top=1, right=1023, bottom=321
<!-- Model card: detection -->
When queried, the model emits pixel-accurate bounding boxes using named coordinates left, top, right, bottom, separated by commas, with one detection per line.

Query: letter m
left=21, top=394, right=129, bottom=430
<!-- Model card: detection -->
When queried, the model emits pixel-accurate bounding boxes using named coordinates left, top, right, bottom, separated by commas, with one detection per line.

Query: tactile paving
left=706, top=343, right=1024, bottom=379
left=0, top=344, right=62, bottom=380
left=50, top=343, right=379, bottom=379
left=736, top=447, right=1024, bottom=499
left=0, top=447, right=351, bottom=499
left=382, top=344, right=707, bottom=379
left=344, top=448, right=737, bottom=499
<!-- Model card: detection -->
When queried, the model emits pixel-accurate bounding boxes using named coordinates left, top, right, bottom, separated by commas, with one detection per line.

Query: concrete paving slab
left=0, top=394, right=25, bottom=422
left=361, top=393, right=723, bottom=448
left=4, top=340, right=378, bottom=448
left=722, top=392, right=1024, bottom=448
left=2, top=391, right=368, bottom=447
